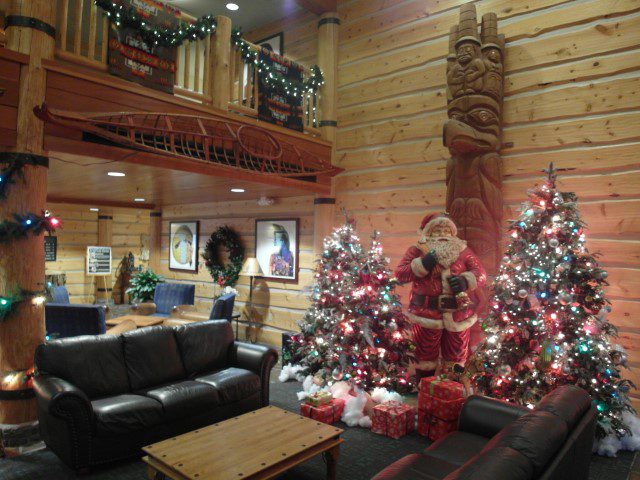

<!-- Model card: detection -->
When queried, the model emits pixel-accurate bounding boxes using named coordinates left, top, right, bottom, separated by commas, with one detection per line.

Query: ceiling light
left=107, top=171, right=125, bottom=177
left=90, top=208, right=99, bottom=212
left=226, top=3, right=239, bottom=11
left=134, top=198, right=145, bottom=202
left=230, top=188, right=245, bottom=193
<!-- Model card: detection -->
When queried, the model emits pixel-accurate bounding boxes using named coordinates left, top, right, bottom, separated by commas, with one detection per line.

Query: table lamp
left=240, top=257, right=264, bottom=325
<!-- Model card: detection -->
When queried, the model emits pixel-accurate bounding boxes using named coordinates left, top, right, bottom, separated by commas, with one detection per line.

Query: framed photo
left=255, top=32, right=284, bottom=56
left=169, top=221, right=199, bottom=273
left=255, top=218, right=298, bottom=282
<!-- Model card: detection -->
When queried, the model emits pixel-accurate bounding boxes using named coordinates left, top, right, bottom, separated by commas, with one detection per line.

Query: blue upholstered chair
left=45, top=286, right=107, bottom=339
left=151, top=283, right=196, bottom=317
left=209, top=293, right=236, bottom=321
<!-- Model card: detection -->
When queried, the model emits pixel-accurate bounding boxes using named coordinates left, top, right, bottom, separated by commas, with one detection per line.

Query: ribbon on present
left=306, top=391, right=332, bottom=407
left=428, top=375, right=447, bottom=395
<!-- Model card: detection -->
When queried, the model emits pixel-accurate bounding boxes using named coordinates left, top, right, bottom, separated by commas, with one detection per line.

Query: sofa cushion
left=122, top=326, right=186, bottom=391
left=138, top=380, right=220, bottom=420
left=536, top=385, right=591, bottom=431
left=173, top=320, right=234, bottom=375
left=481, top=411, right=567, bottom=476
left=425, top=431, right=490, bottom=466
left=91, top=394, right=164, bottom=436
left=372, top=453, right=459, bottom=480
left=194, top=368, right=260, bottom=404
left=35, top=334, right=129, bottom=398
left=444, top=447, right=534, bottom=480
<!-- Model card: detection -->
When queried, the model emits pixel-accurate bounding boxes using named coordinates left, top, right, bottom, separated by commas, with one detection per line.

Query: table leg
left=147, top=464, right=163, bottom=480
left=323, top=444, right=340, bottom=480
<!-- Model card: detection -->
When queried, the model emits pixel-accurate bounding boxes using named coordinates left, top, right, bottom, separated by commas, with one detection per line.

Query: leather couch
left=33, top=320, right=278, bottom=472
left=372, top=385, right=597, bottom=480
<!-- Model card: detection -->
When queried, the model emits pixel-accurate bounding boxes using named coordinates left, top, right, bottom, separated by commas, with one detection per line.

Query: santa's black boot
left=415, top=369, right=436, bottom=383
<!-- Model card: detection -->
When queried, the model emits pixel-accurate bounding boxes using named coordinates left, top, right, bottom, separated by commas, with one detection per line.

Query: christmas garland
left=0, top=211, right=60, bottom=244
left=94, top=0, right=217, bottom=47
left=0, top=289, right=46, bottom=323
left=0, top=154, right=28, bottom=200
left=232, top=29, right=324, bottom=98
left=202, top=226, right=245, bottom=288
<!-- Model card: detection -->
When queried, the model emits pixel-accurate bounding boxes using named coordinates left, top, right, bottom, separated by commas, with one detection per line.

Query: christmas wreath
left=202, top=226, right=245, bottom=288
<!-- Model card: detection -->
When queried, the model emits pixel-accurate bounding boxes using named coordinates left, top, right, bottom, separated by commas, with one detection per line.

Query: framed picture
left=255, top=32, right=284, bottom=56
left=255, top=218, right=298, bottom=282
left=169, top=221, right=199, bottom=273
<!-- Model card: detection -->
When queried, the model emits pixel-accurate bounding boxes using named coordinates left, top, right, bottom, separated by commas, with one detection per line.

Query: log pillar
left=313, top=195, right=336, bottom=257
left=210, top=15, right=232, bottom=110
left=317, top=12, right=339, bottom=146
left=0, top=0, right=56, bottom=429
left=149, top=211, right=162, bottom=273
left=96, top=213, right=113, bottom=302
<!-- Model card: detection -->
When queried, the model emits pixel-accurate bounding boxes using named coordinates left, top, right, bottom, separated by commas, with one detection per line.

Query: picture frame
left=255, top=32, right=284, bottom=56
left=169, top=221, right=199, bottom=273
left=255, top=218, right=299, bottom=282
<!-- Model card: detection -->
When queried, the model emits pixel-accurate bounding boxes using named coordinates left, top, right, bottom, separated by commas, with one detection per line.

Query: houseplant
left=126, top=269, right=164, bottom=303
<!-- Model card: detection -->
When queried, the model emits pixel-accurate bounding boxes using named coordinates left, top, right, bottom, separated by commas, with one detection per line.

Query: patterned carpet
left=0, top=371, right=637, bottom=480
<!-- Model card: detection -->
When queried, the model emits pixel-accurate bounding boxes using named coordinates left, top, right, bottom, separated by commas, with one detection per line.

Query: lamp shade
left=240, top=257, right=264, bottom=277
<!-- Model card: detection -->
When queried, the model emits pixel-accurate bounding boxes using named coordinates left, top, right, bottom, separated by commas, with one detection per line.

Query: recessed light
left=134, top=198, right=145, bottom=202
left=107, top=171, right=125, bottom=177
left=90, top=208, right=99, bottom=212
left=230, top=188, right=245, bottom=193
left=226, top=3, right=239, bottom=11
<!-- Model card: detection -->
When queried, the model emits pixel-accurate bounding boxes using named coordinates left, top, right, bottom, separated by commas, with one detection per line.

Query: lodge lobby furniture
left=33, top=319, right=278, bottom=471
left=131, top=283, right=196, bottom=318
left=105, top=314, right=165, bottom=329
left=143, top=405, right=343, bottom=480
left=45, top=287, right=108, bottom=339
left=372, top=385, right=596, bottom=480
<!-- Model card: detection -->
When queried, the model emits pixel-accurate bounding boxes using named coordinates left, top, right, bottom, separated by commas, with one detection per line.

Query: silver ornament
left=557, top=292, right=573, bottom=305
left=497, top=364, right=512, bottom=376
left=549, top=238, right=559, bottom=248
left=518, top=289, right=528, bottom=299
left=502, top=256, right=510, bottom=264
left=332, top=368, right=343, bottom=381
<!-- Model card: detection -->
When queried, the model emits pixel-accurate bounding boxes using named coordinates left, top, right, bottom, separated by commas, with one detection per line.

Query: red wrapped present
left=306, top=391, right=332, bottom=406
left=419, top=376, right=465, bottom=401
left=418, top=392, right=464, bottom=422
left=300, top=398, right=345, bottom=424
left=417, top=408, right=457, bottom=441
left=371, top=402, right=415, bottom=439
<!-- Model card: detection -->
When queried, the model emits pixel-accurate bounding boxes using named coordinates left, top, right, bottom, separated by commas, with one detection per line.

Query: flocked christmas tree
left=296, top=216, right=414, bottom=393
left=475, top=164, right=636, bottom=443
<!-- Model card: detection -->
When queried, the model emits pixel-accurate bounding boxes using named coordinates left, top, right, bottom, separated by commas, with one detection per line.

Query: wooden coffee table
left=143, top=406, right=344, bottom=480
left=106, top=314, right=164, bottom=328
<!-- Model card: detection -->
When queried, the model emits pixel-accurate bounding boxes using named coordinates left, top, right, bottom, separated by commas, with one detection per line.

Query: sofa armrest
left=33, top=374, right=92, bottom=419
left=229, top=341, right=278, bottom=407
left=458, top=395, right=529, bottom=438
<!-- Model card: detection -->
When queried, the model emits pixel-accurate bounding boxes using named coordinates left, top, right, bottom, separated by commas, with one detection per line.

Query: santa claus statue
left=395, top=213, right=486, bottom=379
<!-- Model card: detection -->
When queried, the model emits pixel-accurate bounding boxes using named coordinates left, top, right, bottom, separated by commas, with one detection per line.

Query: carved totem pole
left=444, top=4, right=504, bottom=275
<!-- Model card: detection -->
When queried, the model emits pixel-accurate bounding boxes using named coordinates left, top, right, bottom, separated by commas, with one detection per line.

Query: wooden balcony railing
left=51, top=1, right=324, bottom=138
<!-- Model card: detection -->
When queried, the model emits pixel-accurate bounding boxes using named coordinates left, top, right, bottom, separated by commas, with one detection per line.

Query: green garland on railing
left=94, top=0, right=216, bottom=47
left=232, top=29, right=324, bottom=98
left=0, top=211, right=61, bottom=244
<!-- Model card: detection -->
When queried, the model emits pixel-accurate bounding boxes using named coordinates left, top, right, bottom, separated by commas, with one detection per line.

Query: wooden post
left=97, top=213, right=113, bottom=302
left=149, top=211, right=162, bottom=273
left=210, top=15, right=232, bottom=110
left=313, top=191, right=336, bottom=257
left=0, top=0, right=56, bottom=427
left=317, top=12, right=339, bottom=145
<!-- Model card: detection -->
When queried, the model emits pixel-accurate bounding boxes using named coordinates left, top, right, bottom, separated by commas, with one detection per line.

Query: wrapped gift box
left=306, top=391, right=333, bottom=407
left=371, top=402, right=415, bottom=439
left=417, top=408, right=457, bottom=441
left=419, top=376, right=465, bottom=401
left=300, top=398, right=345, bottom=424
left=418, top=376, right=465, bottom=422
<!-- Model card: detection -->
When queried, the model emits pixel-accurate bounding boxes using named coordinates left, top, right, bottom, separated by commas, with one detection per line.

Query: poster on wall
left=169, top=221, right=199, bottom=273
left=86, top=246, right=112, bottom=276
left=255, top=219, right=298, bottom=282
left=257, top=48, right=304, bottom=132
left=45, top=236, right=57, bottom=262
left=107, top=0, right=179, bottom=94
left=256, top=32, right=283, bottom=55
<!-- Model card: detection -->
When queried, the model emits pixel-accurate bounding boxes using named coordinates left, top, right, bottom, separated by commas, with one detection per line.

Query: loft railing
left=51, top=0, right=323, bottom=137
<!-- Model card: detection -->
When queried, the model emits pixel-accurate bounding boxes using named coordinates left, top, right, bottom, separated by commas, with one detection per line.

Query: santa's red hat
left=418, top=212, right=457, bottom=236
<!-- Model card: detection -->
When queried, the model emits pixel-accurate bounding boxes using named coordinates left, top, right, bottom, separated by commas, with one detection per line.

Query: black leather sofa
left=33, top=320, right=278, bottom=471
left=372, top=385, right=597, bottom=480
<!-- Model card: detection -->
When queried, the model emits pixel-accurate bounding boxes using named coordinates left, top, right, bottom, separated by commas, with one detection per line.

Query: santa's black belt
left=410, top=294, right=458, bottom=310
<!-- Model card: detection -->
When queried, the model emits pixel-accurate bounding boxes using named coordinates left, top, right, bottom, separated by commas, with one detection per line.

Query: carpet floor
left=0, top=371, right=637, bottom=480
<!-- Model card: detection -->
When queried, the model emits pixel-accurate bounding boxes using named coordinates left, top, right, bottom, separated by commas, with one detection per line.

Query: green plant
left=126, top=269, right=164, bottom=303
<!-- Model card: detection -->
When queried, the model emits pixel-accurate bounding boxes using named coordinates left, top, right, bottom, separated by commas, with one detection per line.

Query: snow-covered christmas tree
left=475, top=164, right=638, bottom=454
left=295, top=217, right=414, bottom=393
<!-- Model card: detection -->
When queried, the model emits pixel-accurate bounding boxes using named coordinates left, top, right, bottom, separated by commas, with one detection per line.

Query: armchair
left=131, top=283, right=195, bottom=317
left=45, top=287, right=108, bottom=339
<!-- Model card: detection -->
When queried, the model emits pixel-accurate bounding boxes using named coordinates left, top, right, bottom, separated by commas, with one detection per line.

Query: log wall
left=159, top=196, right=316, bottom=345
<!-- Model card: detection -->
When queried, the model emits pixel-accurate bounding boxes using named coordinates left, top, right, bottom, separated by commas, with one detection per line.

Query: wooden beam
left=46, top=196, right=156, bottom=210
left=293, top=0, right=337, bottom=15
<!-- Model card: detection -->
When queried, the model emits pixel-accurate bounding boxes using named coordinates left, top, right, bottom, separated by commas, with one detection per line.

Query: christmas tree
left=475, top=164, right=636, bottom=442
left=296, top=217, right=414, bottom=393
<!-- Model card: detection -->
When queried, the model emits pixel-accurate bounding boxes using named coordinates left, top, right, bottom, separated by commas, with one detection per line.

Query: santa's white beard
left=418, top=236, right=466, bottom=268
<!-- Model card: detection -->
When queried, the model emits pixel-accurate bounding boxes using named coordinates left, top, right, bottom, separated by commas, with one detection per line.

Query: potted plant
left=126, top=269, right=164, bottom=314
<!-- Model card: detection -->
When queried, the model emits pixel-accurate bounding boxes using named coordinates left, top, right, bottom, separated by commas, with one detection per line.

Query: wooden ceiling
left=46, top=151, right=315, bottom=209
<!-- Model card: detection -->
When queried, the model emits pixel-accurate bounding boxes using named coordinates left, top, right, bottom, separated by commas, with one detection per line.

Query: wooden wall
left=45, top=203, right=150, bottom=303
left=159, top=196, right=316, bottom=345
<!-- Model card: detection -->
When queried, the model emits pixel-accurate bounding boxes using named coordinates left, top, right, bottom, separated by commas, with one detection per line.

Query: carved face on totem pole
left=444, top=4, right=505, bottom=273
